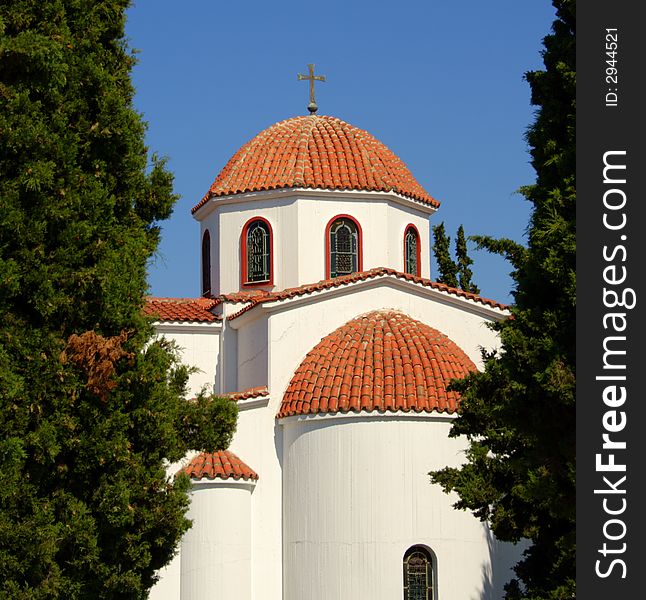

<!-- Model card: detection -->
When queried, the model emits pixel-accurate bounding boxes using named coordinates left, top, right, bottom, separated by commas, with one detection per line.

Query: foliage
left=432, top=222, right=479, bottom=293
left=455, top=225, right=479, bottom=294
left=0, top=2, right=237, bottom=598
left=430, top=1, right=575, bottom=598
left=431, top=222, right=458, bottom=288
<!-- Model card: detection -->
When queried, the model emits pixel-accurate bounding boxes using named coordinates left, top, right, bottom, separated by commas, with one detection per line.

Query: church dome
left=277, top=310, right=475, bottom=418
left=192, top=115, right=438, bottom=213
left=181, top=450, right=258, bottom=481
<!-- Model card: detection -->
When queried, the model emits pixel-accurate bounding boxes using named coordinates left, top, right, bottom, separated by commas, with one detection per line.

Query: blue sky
left=126, top=1, right=556, bottom=304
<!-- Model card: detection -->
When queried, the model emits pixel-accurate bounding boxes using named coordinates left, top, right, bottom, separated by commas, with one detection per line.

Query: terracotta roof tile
left=144, top=297, right=220, bottom=323
left=225, top=386, right=269, bottom=401
left=181, top=450, right=258, bottom=481
left=226, top=268, right=508, bottom=319
left=192, top=115, right=439, bottom=213
left=219, top=290, right=267, bottom=303
left=277, top=310, right=476, bottom=418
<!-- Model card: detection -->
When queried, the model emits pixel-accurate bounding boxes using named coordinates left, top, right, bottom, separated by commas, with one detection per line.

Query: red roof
left=181, top=450, right=258, bottom=481
left=192, top=115, right=439, bottom=213
left=144, top=297, right=220, bottom=323
left=220, top=290, right=267, bottom=303
left=228, top=267, right=508, bottom=319
left=145, top=270, right=507, bottom=323
left=225, top=386, right=270, bottom=401
left=277, top=310, right=475, bottom=418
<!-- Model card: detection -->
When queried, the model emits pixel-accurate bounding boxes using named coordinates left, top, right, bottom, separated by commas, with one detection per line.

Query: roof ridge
left=295, top=116, right=318, bottom=186
left=145, top=296, right=218, bottom=304
left=224, top=268, right=508, bottom=320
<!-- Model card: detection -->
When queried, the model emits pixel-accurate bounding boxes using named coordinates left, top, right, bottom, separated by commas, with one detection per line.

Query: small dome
left=192, top=115, right=438, bottom=213
left=278, top=310, right=475, bottom=418
left=181, top=450, right=258, bottom=481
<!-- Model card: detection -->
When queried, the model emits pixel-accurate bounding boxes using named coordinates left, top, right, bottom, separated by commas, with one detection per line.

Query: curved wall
left=281, top=414, right=515, bottom=600
left=180, top=481, right=255, bottom=600
left=198, top=190, right=432, bottom=295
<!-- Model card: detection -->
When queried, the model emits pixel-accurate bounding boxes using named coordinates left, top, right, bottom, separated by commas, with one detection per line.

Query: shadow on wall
left=274, top=421, right=283, bottom=470
left=473, top=524, right=525, bottom=600
left=214, top=353, right=221, bottom=395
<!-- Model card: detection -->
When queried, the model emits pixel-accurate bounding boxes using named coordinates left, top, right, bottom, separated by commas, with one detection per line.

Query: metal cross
left=297, top=64, right=326, bottom=114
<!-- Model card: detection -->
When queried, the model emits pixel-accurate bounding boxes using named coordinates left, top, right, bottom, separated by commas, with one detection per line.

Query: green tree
left=431, top=222, right=458, bottom=288
left=430, top=1, right=575, bottom=598
left=455, top=225, right=480, bottom=294
left=0, top=2, right=237, bottom=598
left=432, top=222, right=479, bottom=293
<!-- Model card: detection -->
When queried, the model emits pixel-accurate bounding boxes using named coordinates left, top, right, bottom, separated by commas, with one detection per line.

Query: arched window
left=326, top=215, right=362, bottom=278
left=404, top=225, right=421, bottom=277
left=403, top=546, right=434, bottom=600
left=201, top=229, right=211, bottom=296
left=242, top=218, right=273, bottom=285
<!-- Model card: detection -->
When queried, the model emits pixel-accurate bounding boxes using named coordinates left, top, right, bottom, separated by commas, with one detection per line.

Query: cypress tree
left=431, top=222, right=458, bottom=288
left=0, top=2, right=237, bottom=597
left=455, top=225, right=479, bottom=294
left=430, top=1, right=575, bottom=598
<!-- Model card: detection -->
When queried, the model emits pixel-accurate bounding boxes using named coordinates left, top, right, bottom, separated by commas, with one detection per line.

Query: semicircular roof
left=277, top=310, right=475, bottom=418
left=192, top=115, right=438, bottom=213
left=180, top=450, right=258, bottom=481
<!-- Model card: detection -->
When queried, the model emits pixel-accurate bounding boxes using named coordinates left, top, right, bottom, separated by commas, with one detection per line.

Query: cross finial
left=297, top=63, right=326, bottom=114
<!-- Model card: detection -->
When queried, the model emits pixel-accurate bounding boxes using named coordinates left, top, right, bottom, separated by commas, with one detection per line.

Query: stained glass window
left=330, top=218, right=358, bottom=278
left=405, top=226, right=419, bottom=276
left=403, top=546, right=433, bottom=600
left=245, top=220, right=271, bottom=283
left=202, top=230, right=211, bottom=296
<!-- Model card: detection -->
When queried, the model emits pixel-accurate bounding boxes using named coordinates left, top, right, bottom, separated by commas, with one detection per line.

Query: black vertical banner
left=577, top=2, right=646, bottom=598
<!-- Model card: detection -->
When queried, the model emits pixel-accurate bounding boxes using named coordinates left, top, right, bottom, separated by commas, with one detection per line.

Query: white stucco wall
left=226, top=406, right=283, bottom=600
left=199, top=195, right=298, bottom=296
left=281, top=414, right=518, bottom=600
left=180, top=480, right=255, bottom=600
left=196, top=189, right=435, bottom=295
left=148, top=323, right=220, bottom=600
left=149, top=552, right=181, bottom=600
left=152, top=323, right=221, bottom=397
left=389, top=206, right=431, bottom=278
left=237, top=313, right=268, bottom=393
left=295, top=194, right=431, bottom=281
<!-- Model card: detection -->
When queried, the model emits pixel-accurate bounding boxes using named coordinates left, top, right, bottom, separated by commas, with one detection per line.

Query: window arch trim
left=202, top=229, right=212, bottom=297
left=403, top=544, right=435, bottom=600
left=403, top=223, right=421, bottom=277
left=325, top=214, right=363, bottom=279
left=241, top=216, right=274, bottom=287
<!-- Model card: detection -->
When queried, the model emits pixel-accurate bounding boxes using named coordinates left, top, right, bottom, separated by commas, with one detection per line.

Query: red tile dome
left=192, top=115, right=438, bottom=213
left=277, top=310, right=476, bottom=418
left=180, top=450, right=258, bottom=481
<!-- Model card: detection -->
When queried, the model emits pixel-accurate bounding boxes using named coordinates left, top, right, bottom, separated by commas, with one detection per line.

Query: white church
left=145, top=109, right=521, bottom=599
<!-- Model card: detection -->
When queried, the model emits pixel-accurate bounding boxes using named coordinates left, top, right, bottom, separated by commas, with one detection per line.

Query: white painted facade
left=181, top=480, right=255, bottom=600
left=152, top=323, right=221, bottom=395
left=198, top=188, right=435, bottom=296
left=282, top=413, right=517, bottom=600
left=149, top=124, right=520, bottom=599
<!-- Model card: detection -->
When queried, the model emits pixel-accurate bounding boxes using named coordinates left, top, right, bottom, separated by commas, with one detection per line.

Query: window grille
left=330, top=218, right=358, bottom=278
left=403, top=546, right=433, bottom=600
left=246, top=220, right=270, bottom=282
left=202, top=230, right=211, bottom=296
left=405, top=227, right=419, bottom=276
